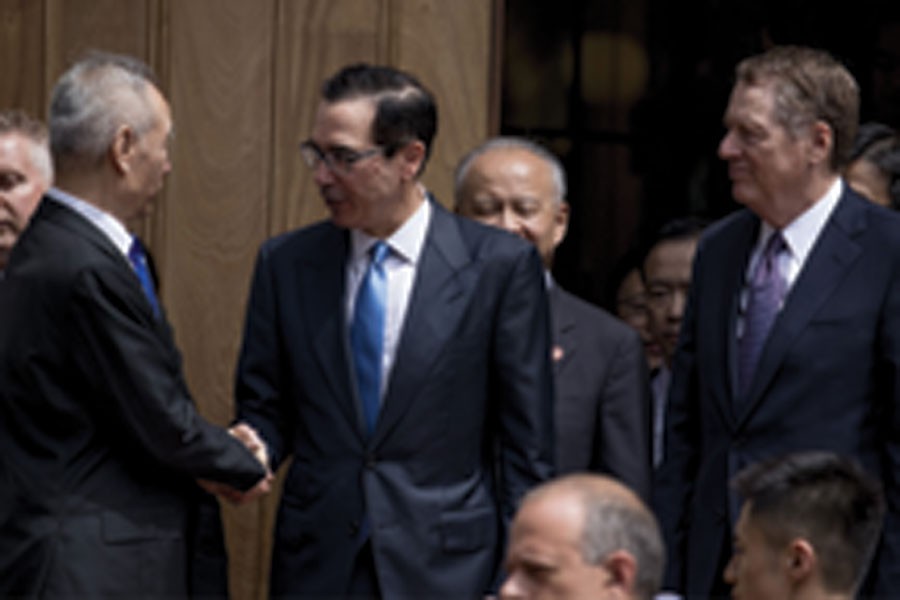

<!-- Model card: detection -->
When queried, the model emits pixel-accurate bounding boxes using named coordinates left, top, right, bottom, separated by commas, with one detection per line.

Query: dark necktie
left=351, top=241, right=389, bottom=435
left=737, top=231, right=787, bottom=396
left=128, top=237, right=161, bottom=319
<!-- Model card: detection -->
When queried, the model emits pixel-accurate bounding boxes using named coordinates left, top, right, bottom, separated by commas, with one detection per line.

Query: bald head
left=501, top=475, right=664, bottom=600
left=455, top=137, right=569, bottom=269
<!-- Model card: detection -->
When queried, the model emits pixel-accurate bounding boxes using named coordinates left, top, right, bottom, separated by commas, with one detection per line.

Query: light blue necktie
left=128, top=236, right=161, bottom=319
left=737, top=231, right=787, bottom=397
left=351, top=241, right=389, bottom=435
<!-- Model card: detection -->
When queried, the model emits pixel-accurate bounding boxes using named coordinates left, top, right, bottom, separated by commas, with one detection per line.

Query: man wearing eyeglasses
left=233, top=63, right=555, bottom=598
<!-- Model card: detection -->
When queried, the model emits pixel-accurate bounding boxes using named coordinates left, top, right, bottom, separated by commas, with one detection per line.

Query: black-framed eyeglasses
left=299, top=140, right=383, bottom=173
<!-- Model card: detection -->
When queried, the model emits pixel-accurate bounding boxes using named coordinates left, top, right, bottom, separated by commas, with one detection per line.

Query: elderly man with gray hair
left=501, top=473, right=665, bottom=600
left=0, top=51, right=271, bottom=597
left=455, top=137, right=652, bottom=500
left=0, top=110, right=52, bottom=273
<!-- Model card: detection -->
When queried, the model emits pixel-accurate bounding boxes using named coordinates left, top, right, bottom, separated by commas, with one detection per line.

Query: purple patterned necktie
left=737, top=231, right=787, bottom=396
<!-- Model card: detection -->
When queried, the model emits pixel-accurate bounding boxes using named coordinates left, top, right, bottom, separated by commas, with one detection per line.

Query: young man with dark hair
left=726, top=452, right=885, bottom=600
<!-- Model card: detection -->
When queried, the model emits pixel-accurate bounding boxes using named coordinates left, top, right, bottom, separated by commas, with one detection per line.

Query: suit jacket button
left=366, top=454, right=377, bottom=468
left=349, top=520, right=360, bottom=536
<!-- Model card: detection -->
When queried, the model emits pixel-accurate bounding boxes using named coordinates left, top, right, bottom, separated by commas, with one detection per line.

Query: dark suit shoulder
left=552, top=287, right=637, bottom=346
left=260, top=219, right=341, bottom=258
left=450, top=209, right=537, bottom=262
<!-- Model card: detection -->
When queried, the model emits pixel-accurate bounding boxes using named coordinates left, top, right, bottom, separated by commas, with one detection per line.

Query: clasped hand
left=198, top=422, right=273, bottom=504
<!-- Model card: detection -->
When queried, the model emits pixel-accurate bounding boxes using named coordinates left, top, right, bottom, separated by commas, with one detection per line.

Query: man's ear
left=552, top=200, right=570, bottom=250
left=602, top=550, right=639, bottom=597
left=110, top=124, right=137, bottom=175
left=398, top=140, right=426, bottom=181
left=807, top=120, right=833, bottom=168
left=786, top=538, right=816, bottom=583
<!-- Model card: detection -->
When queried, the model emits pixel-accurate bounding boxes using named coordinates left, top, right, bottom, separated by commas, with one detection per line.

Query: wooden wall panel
left=44, top=0, right=153, bottom=82
left=390, top=0, right=495, bottom=204
left=162, top=2, right=276, bottom=598
left=270, top=0, right=387, bottom=234
left=0, top=0, right=46, bottom=113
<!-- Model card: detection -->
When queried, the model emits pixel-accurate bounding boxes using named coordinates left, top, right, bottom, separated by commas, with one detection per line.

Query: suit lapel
left=299, top=226, right=364, bottom=438
left=373, top=203, right=473, bottom=445
left=712, top=213, right=758, bottom=426
left=41, top=199, right=175, bottom=340
left=738, top=190, right=865, bottom=422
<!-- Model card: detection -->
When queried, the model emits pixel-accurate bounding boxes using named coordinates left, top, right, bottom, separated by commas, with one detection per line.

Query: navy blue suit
left=235, top=199, right=555, bottom=597
left=654, top=185, right=900, bottom=597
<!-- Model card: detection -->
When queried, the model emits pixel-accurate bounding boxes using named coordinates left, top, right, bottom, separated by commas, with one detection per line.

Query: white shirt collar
left=46, top=186, right=133, bottom=256
left=757, top=177, right=842, bottom=264
left=350, top=194, right=431, bottom=266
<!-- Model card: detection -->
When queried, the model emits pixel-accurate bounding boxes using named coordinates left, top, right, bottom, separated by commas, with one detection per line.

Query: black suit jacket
left=653, top=185, right=900, bottom=597
left=549, top=285, right=651, bottom=499
left=0, top=197, right=265, bottom=598
left=236, top=199, right=555, bottom=597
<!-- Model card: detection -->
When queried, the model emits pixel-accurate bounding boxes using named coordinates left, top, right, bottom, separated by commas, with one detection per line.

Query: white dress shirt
left=46, top=187, right=133, bottom=258
left=737, top=178, right=842, bottom=338
left=345, top=196, right=432, bottom=400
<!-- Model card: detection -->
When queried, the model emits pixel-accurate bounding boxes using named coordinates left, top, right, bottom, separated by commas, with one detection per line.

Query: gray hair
left=49, top=51, right=159, bottom=170
left=453, top=136, right=567, bottom=206
left=735, top=45, right=859, bottom=171
left=0, top=110, right=53, bottom=185
left=521, top=475, right=665, bottom=600
left=580, top=491, right=665, bottom=600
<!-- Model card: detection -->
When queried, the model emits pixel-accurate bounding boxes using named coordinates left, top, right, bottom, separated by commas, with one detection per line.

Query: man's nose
left=312, top=159, right=335, bottom=186
left=718, top=130, right=738, bottom=160
left=669, top=289, right=688, bottom=320
left=498, top=209, right=525, bottom=237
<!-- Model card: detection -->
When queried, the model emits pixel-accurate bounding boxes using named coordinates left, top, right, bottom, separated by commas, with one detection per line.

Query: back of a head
left=733, top=452, right=886, bottom=595
left=321, top=63, right=437, bottom=174
left=849, top=122, right=900, bottom=209
left=735, top=45, right=859, bottom=172
left=641, top=216, right=707, bottom=279
left=49, top=51, right=158, bottom=172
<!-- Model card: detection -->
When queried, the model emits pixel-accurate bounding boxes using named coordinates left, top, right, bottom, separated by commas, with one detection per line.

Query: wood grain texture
left=0, top=0, right=46, bottom=114
left=163, top=2, right=276, bottom=597
left=389, top=0, right=494, bottom=205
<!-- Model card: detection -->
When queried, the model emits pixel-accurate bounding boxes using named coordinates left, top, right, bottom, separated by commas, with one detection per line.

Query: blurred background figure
left=0, top=110, right=52, bottom=274
left=725, top=452, right=885, bottom=600
left=456, top=136, right=651, bottom=499
left=500, top=474, right=664, bottom=600
left=609, top=251, right=664, bottom=374
left=845, top=121, right=900, bottom=209
left=640, top=218, right=706, bottom=468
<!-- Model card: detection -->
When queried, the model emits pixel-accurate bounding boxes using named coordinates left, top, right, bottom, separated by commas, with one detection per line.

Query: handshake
left=199, top=422, right=274, bottom=505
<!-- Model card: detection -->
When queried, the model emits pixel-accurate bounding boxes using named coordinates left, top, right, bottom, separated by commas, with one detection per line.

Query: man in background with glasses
left=233, top=63, right=555, bottom=598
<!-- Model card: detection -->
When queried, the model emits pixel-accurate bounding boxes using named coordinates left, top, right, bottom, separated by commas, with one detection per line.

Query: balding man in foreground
left=501, top=474, right=665, bottom=600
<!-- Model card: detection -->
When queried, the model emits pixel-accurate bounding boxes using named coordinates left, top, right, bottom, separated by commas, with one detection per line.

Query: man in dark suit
left=653, top=45, right=900, bottom=598
left=0, top=51, right=271, bottom=598
left=234, top=65, right=555, bottom=597
left=455, top=137, right=651, bottom=499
